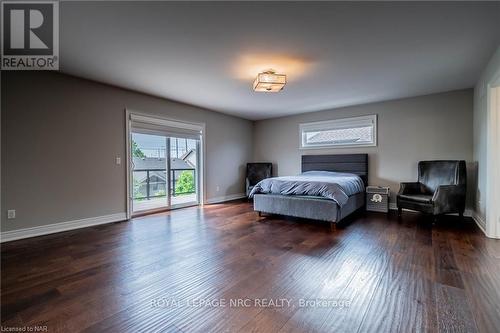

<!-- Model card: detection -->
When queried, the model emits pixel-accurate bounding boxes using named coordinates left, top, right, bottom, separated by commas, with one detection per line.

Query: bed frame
left=253, top=154, right=368, bottom=230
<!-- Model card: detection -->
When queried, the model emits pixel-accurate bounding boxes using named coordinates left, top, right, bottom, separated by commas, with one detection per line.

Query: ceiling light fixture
left=253, top=70, right=286, bottom=92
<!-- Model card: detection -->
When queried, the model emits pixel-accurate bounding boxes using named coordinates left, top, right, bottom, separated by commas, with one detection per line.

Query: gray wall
left=1, top=71, right=253, bottom=232
left=253, top=89, right=474, bottom=208
left=473, top=46, right=500, bottom=228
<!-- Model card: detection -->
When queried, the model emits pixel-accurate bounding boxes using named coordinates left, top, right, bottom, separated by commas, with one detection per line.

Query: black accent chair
left=246, top=163, right=272, bottom=197
left=397, top=160, right=466, bottom=219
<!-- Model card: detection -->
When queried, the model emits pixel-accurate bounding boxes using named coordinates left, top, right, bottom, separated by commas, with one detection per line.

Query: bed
left=251, top=154, right=368, bottom=230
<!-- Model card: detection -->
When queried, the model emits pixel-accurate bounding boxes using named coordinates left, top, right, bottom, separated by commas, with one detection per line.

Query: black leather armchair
left=246, top=163, right=272, bottom=197
left=397, top=160, right=466, bottom=218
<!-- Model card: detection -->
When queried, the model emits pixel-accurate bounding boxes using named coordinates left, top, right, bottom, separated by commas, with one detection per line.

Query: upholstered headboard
left=301, top=154, right=369, bottom=186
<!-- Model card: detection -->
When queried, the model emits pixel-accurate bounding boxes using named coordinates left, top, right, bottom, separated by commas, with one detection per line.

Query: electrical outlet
left=7, top=210, right=16, bottom=219
left=116, top=157, right=121, bottom=165
left=216, top=186, right=220, bottom=192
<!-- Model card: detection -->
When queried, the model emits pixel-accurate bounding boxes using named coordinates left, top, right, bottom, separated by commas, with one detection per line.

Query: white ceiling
left=60, top=2, right=500, bottom=120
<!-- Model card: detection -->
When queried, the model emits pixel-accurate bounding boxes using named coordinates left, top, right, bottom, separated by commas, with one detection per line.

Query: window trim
left=299, top=114, right=377, bottom=149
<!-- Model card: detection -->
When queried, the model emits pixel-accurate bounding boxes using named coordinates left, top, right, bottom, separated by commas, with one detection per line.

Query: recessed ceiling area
left=60, top=2, right=500, bottom=120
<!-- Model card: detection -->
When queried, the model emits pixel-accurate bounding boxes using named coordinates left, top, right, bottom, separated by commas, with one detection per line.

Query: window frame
left=299, top=114, right=377, bottom=149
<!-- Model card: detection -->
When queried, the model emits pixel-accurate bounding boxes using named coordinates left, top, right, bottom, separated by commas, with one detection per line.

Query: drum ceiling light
left=253, top=70, right=286, bottom=92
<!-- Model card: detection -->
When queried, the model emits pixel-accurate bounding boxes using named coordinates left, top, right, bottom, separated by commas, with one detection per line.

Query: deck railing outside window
left=133, top=168, right=196, bottom=201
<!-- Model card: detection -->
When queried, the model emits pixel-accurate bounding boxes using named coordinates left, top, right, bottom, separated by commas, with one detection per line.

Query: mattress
left=249, top=171, right=365, bottom=206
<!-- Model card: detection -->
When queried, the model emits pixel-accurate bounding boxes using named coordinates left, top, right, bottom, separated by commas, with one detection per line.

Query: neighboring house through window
left=299, top=115, right=377, bottom=148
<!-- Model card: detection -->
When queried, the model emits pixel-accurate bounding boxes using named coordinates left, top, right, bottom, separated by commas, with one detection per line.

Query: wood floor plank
left=435, top=283, right=478, bottom=333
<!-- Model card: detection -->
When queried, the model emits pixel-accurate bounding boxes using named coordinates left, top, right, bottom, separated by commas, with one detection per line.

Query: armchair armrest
left=246, top=178, right=251, bottom=196
left=398, top=182, right=421, bottom=195
left=432, top=184, right=466, bottom=202
left=432, top=185, right=466, bottom=214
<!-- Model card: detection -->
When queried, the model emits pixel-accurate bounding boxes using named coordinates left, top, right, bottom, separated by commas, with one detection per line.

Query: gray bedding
left=249, top=171, right=365, bottom=206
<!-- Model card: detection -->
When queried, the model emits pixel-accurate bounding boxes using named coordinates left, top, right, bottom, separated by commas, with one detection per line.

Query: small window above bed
left=299, top=115, right=377, bottom=149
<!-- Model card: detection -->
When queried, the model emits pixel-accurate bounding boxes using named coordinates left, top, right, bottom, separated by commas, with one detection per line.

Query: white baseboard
left=206, top=193, right=246, bottom=204
left=471, top=211, right=488, bottom=237
left=0, top=212, right=127, bottom=243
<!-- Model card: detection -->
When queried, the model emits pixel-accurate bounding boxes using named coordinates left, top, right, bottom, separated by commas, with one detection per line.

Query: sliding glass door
left=131, top=132, right=169, bottom=213
left=169, top=136, right=199, bottom=207
left=130, top=117, right=201, bottom=215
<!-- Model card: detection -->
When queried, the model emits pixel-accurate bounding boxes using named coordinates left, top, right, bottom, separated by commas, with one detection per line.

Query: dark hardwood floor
left=1, top=201, right=499, bottom=332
